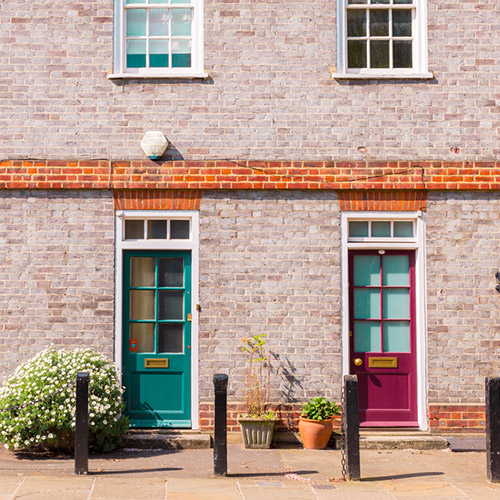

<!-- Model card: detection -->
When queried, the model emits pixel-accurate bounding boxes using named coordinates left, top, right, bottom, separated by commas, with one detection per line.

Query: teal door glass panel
left=354, top=289, right=380, bottom=319
left=353, top=255, right=380, bottom=286
left=123, top=250, right=191, bottom=428
left=383, top=289, right=409, bottom=319
left=382, top=255, right=409, bottom=286
left=383, top=321, right=410, bottom=352
left=371, top=221, right=391, bottom=237
left=354, top=321, right=381, bottom=352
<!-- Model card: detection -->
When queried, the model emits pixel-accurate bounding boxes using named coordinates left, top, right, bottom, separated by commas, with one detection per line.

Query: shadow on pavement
left=229, top=469, right=316, bottom=478
left=90, top=467, right=183, bottom=475
left=361, top=471, right=444, bottom=482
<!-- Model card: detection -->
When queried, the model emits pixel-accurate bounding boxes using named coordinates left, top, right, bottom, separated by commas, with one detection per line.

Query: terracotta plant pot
left=298, top=417, right=333, bottom=450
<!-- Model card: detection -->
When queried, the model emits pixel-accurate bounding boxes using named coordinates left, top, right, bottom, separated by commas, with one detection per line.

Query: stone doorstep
left=124, top=429, right=450, bottom=451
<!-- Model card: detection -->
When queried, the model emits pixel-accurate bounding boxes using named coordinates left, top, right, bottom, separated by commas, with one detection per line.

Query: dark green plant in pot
left=301, top=397, right=340, bottom=421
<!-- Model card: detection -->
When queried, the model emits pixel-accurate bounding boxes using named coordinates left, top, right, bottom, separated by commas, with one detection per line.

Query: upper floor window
left=111, top=0, right=206, bottom=78
left=335, top=0, right=431, bottom=79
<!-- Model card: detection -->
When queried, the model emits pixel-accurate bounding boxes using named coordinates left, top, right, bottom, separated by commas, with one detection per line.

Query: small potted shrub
left=299, top=397, right=340, bottom=450
left=0, top=347, right=129, bottom=452
left=237, top=334, right=276, bottom=449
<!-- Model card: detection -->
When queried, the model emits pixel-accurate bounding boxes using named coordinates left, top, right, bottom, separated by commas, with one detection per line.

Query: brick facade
left=0, top=191, right=115, bottom=383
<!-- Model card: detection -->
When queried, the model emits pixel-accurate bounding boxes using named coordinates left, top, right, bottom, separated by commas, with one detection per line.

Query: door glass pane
left=383, top=321, right=410, bottom=352
left=158, top=291, right=184, bottom=319
left=130, top=323, right=155, bottom=353
left=394, top=221, right=413, bottom=237
left=354, top=321, right=381, bottom=352
left=170, top=220, right=190, bottom=239
left=147, top=220, right=167, bottom=239
left=354, top=289, right=380, bottom=319
left=383, top=255, right=409, bottom=286
left=158, top=324, right=184, bottom=353
left=372, top=221, right=391, bottom=237
left=383, top=289, right=409, bottom=319
left=158, top=258, right=184, bottom=287
left=130, top=290, right=155, bottom=320
left=125, top=219, right=144, bottom=239
left=354, top=255, right=380, bottom=286
left=130, top=257, right=155, bottom=287
left=349, top=221, right=368, bottom=238
left=370, top=9, right=389, bottom=36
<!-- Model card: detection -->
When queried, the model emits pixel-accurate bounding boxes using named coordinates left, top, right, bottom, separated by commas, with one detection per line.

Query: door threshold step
left=359, top=434, right=448, bottom=450
left=123, top=430, right=211, bottom=450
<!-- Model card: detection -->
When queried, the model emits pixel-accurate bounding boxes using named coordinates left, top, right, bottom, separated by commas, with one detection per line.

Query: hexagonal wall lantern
left=140, top=131, right=169, bottom=160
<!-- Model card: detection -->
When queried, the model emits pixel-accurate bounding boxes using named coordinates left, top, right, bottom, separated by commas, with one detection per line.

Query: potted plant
left=299, top=397, right=340, bottom=450
left=237, top=334, right=276, bottom=449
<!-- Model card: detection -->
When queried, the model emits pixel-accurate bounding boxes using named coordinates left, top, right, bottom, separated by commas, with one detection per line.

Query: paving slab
left=446, top=435, right=486, bottom=452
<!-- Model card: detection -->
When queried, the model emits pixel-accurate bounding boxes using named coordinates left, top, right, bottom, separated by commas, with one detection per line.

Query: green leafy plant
left=0, top=347, right=129, bottom=452
left=301, top=397, right=340, bottom=421
left=241, top=334, right=274, bottom=419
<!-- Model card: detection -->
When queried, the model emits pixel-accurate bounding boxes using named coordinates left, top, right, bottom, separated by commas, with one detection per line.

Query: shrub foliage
left=0, top=348, right=129, bottom=452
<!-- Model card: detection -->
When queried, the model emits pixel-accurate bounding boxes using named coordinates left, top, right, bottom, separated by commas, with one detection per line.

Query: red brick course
left=1, top=160, right=499, bottom=191
left=113, top=190, right=203, bottom=210
left=429, top=405, right=485, bottom=433
left=338, top=190, right=428, bottom=211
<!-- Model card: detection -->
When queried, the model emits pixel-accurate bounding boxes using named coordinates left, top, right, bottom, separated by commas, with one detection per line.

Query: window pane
left=126, top=40, right=147, bottom=68
left=171, top=9, right=192, bottom=36
left=130, top=290, right=155, bottom=320
left=371, top=0, right=390, bottom=3
left=371, top=221, right=391, bottom=237
left=393, top=9, right=412, bottom=37
left=158, top=324, right=184, bottom=353
left=354, top=289, right=381, bottom=319
left=383, top=289, right=409, bottom=319
left=150, top=9, right=170, bottom=36
left=393, top=41, right=412, bottom=68
left=147, top=220, right=167, bottom=239
left=394, top=0, right=413, bottom=4
left=127, top=9, right=147, bottom=36
left=383, top=321, right=410, bottom=353
left=394, top=221, right=413, bottom=237
left=354, top=255, right=380, bottom=286
left=170, top=219, right=190, bottom=239
left=130, top=323, right=155, bottom=353
left=172, top=40, right=192, bottom=67
left=125, top=219, right=144, bottom=239
left=131, top=257, right=155, bottom=287
left=158, top=258, right=184, bottom=287
left=370, top=40, right=389, bottom=68
left=150, top=0, right=170, bottom=3
left=347, top=10, right=366, bottom=37
left=382, top=255, right=409, bottom=286
left=348, top=0, right=367, bottom=3
left=150, top=40, right=169, bottom=68
left=354, top=321, right=381, bottom=352
left=370, top=9, right=389, bottom=36
left=158, top=291, right=184, bottom=319
left=349, top=221, right=368, bottom=237
left=348, top=40, right=367, bottom=68
left=127, top=0, right=146, bottom=3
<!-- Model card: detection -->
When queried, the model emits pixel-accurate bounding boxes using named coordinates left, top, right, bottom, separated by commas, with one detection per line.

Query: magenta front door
left=349, top=250, right=418, bottom=427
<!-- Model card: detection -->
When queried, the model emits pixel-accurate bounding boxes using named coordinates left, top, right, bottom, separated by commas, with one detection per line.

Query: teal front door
left=123, top=251, right=192, bottom=428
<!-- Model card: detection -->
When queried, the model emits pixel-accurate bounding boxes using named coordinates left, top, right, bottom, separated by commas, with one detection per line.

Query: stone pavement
left=0, top=445, right=499, bottom=499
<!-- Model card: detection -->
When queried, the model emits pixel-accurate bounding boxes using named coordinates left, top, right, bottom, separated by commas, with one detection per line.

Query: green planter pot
left=237, top=417, right=276, bottom=449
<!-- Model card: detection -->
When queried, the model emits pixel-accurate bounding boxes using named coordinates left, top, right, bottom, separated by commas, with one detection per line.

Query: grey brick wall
left=0, top=191, right=115, bottom=383
left=426, top=191, right=500, bottom=404
left=198, top=190, right=342, bottom=403
left=1, top=0, right=498, bottom=161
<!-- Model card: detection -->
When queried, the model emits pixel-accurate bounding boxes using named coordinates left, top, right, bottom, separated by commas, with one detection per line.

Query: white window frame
left=110, top=0, right=207, bottom=79
left=334, top=0, right=432, bottom=79
left=340, top=211, right=428, bottom=429
left=115, top=210, right=200, bottom=428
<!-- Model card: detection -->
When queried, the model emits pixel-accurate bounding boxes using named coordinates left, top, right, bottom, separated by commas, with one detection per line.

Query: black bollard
left=486, top=377, right=500, bottom=483
left=343, top=375, right=360, bottom=481
left=75, top=372, right=90, bottom=475
left=213, top=374, right=228, bottom=477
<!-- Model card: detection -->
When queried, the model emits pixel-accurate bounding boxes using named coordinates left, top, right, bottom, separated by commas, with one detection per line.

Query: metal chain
left=0, top=379, right=76, bottom=415
left=340, top=383, right=347, bottom=481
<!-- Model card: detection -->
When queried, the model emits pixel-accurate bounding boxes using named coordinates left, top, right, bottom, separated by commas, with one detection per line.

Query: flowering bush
left=0, top=347, right=129, bottom=452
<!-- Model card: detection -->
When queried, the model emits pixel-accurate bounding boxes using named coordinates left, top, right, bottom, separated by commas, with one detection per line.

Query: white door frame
left=115, top=210, right=200, bottom=429
left=340, top=211, right=428, bottom=430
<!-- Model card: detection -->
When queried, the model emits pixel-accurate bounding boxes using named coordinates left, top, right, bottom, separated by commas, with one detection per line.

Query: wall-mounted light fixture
left=140, top=131, right=169, bottom=160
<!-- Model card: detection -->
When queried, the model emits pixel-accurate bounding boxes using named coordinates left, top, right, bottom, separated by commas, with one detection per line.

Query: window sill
left=331, top=72, right=434, bottom=80
left=108, top=71, right=210, bottom=80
